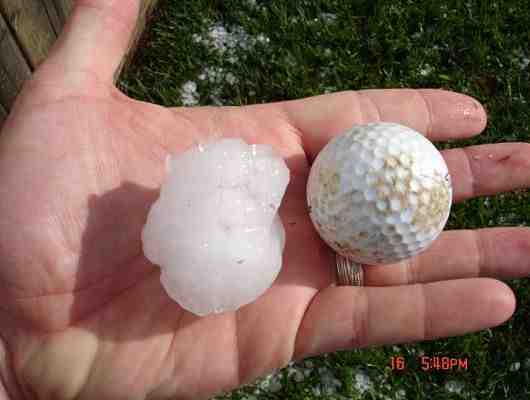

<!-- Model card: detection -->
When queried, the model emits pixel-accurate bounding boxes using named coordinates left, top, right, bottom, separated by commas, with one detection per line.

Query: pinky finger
left=293, top=278, right=515, bottom=359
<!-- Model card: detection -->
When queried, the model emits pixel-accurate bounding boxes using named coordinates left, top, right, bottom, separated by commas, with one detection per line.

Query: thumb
left=38, top=0, right=140, bottom=87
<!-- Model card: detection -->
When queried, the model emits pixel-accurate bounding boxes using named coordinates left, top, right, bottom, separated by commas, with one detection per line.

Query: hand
left=1, top=1, right=528, bottom=399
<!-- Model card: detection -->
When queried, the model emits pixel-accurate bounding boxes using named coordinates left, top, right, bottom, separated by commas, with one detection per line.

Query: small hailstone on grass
left=287, top=367, right=305, bottom=382
left=180, top=81, right=199, bottom=106
left=444, top=380, right=465, bottom=394
left=521, top=56, right=529, bottom=70
left=354, top=371, right=372, bottom=393
left=319, top=13, right=338, bottom=23
left=419, top=64, right=434, bottom=76
left=142, top=138, right=290, bottom=316
left=510, top=361, right=521, bottom=371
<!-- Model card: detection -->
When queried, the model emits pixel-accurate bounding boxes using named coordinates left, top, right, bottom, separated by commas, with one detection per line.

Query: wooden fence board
left=0, top=0, right=57, bottom=68
left=0, top=12, right=31, bottom=109
left=0, top=101, right=7, bottom=126
left=0, top=63, right=19, bottom=111
left=0, top=0, right=158, bottom=112
left=52, top=0, right=72, bottom=25
left=39, top=0, right=62, bottom=35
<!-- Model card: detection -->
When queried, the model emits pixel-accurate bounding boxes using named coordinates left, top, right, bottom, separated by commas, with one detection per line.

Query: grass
left=120, top=0, right=530, bottom=398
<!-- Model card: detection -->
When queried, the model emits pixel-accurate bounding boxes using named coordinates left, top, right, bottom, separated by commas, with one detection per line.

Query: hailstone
left=142, top=138, right=290, bottom=316
left=307, top=122, right=452, bottom=265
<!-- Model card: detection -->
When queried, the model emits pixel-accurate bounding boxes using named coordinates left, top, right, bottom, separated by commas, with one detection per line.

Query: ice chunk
left=141, top=138, right=290, bottom=316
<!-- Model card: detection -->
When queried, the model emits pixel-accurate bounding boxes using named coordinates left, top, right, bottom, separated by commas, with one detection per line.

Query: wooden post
left=52, top=0, right=73, bottom=25
left=0, top=11, right=31, bottom=110
left=0, top=0, right=58, bottom=68
left=0, top=102, right=8, bottom=126
left=0, top=0, right=158, bottom=128
left=40, top=0, right=63, bottom=35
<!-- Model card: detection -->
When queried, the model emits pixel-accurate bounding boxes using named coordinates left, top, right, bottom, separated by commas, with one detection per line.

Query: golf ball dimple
left=307, top=122, right=452, bottom=265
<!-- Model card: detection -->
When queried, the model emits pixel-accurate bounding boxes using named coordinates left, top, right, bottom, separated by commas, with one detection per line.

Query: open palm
left=1, top=2, right=529, bottom=400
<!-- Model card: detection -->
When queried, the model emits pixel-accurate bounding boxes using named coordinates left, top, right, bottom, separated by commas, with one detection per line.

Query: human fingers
left=443, top=142, right=530, bottom=203
left=361, top=141, right=530, bottom=286
left=36, top=0, right=140, bottom=87
left=279, top=89, right=487, bottom=161
left=293, top=278, right=514, bottom=358
left=363, top=228, right=530, bottom=286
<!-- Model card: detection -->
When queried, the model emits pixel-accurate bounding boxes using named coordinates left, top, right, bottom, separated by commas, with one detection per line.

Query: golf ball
left=307, top=122, right=452, bottom=265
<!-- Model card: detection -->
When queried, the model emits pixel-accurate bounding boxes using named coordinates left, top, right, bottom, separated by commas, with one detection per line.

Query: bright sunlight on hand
left=0, top=1, right=528, bottom=399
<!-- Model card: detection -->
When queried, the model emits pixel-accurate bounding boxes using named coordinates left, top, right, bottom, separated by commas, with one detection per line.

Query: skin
left=0, top=1, right=529, bottom=399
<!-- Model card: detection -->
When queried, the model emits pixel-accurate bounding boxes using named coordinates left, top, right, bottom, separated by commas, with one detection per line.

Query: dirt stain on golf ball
left=307, top=122, right=452, bottom=265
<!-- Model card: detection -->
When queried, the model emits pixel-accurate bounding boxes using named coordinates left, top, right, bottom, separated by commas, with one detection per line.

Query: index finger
left=280, top=89, right=487, bottom=161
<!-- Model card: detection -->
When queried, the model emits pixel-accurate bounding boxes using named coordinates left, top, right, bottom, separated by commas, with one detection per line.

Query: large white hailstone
left=142, top=138, right=290, bottom=316
left=307, top=123, right=452, bottom=265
